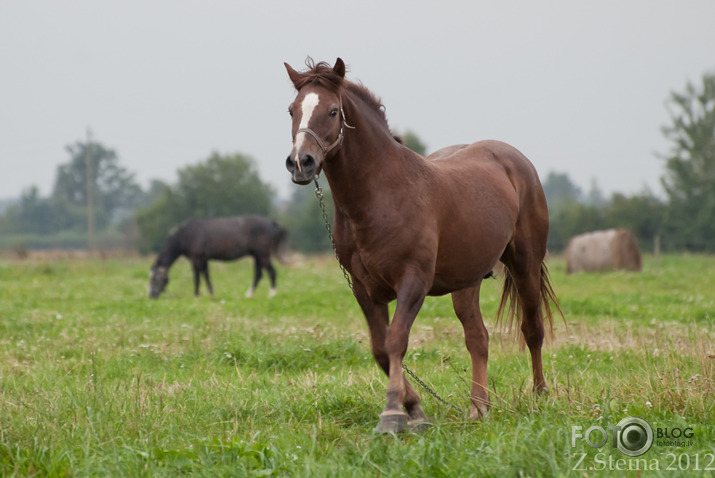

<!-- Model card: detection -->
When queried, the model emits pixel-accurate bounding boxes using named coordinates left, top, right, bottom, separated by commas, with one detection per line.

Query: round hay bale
left=565, top=229, right=642, bottom=274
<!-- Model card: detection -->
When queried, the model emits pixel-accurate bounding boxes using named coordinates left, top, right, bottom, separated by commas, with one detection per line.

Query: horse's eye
left=329, top=108, right=338, bottom=118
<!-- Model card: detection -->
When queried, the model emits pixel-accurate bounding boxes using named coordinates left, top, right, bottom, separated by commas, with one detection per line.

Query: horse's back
left=428, top=140, right=540, bottom=182
left=428, top=140, right=546, bottom=217
left=179, top=216, right=264, bottom=260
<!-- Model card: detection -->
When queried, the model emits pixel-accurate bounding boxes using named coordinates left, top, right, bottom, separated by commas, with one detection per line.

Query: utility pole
left=85, top=127, right=95, bottom=251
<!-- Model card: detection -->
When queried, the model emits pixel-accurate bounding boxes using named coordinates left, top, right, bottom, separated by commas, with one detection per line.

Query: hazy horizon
left=3, top=1, right=714, bottom=203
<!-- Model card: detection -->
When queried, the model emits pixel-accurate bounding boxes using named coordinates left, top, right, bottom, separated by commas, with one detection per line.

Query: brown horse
left=283, top=58, right=560, bottom=433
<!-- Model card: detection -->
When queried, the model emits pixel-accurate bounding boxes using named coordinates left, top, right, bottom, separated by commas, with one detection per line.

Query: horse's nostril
left=301, top=154, right=315, bottom=169
left=285, top=156, right=296, bottom=172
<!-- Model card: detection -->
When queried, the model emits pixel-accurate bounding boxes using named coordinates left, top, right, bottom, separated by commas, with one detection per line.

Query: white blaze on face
left=294, top=92, right=320, bottom=159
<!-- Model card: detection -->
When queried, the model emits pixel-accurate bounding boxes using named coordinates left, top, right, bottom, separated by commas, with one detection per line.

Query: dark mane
left=296, top=58, right=390, bottom=128
left=345, top=82, right=389, bottom=127
left=292, top=58, right=345, bottom=93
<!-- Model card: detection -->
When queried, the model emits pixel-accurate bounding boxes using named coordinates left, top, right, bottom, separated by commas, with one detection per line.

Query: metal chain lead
left=314, top=178, right=354, bottom=292
left=401, top=362, right=464, bottom=413
left=313, top=177, right=465, bottom=414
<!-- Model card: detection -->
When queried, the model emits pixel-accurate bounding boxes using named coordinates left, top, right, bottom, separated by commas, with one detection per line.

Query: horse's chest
left=336, top=218, right=430, bottom=302
left=349, top=252, right=397, bottom=302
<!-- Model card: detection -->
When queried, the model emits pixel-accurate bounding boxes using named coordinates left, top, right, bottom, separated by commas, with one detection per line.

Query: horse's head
left=284, top=58, right=347, bottom=185
left=148, top=265, right=169, bottom=299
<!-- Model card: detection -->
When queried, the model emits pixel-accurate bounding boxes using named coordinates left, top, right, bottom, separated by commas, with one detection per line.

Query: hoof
left=534, top=385, right=549, bottom=395
left=469, top=403, right=490, bottom=420
left=375, top=411, right=408, bottom=434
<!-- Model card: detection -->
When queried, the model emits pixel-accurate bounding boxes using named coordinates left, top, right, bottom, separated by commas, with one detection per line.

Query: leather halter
left=294, top=105, right=354, bottom=156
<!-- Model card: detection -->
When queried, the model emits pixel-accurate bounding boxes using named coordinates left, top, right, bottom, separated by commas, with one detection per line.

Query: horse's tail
left=496, top=262, right=563, bottom=342
left=271, top=224, right=292, bottom=266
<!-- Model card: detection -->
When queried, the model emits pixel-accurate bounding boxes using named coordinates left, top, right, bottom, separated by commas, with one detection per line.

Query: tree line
left=547, top=71, right=715, bottom=252
left=1, top=72, right=714, bottom=254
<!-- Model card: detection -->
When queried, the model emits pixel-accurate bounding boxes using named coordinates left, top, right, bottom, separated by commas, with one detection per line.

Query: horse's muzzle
left=286, top=152, right=320, bottom=185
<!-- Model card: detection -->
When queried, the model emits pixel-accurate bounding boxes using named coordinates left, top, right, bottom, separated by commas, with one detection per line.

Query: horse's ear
left=284, top=62, right=302, bottom=89
left=333, top=58, right=346, bottom=79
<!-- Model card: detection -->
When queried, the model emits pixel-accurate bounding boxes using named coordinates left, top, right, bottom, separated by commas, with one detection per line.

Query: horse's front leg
left=375, top=277, right=427, bottom=433
left=352, top=279, right=390, bottom=374
left=202, top=262, right=213, bottom=295
left=352, top=278, right=427, bottom=432
left=191, top=260, right=201, bottom=297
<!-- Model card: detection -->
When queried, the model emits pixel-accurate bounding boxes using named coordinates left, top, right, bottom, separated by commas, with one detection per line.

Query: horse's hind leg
left=202, top=262, right=214, bottom=295
left=451, top=284, right=490, bottom=419
left=264, top=258, right=277, bottom=297
left=502, top=246, right=548, bottom=392
left=245, top=255, right=263, bottom=298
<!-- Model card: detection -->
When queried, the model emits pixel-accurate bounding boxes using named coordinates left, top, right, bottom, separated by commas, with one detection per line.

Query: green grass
left=0, top=254, right=713, bottom=476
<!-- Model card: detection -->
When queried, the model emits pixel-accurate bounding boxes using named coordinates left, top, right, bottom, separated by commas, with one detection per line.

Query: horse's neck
left=323, top=102, right=427, bottom=220
left=156, top=235, right=182, bottom=267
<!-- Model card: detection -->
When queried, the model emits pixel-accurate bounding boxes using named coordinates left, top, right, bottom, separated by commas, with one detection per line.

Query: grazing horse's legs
left=246, top=255, right=277, bottom=298
left=263, top=258, right=277, bottom=297
left=451, top=284, right=490, bottom=419
left=352, top=279, right=427, bottom=432
left=202, top=262, right=213, bottom=295
left=246, top=255, right=264, bottom=298
left=191, top=259, right=202, bottom=297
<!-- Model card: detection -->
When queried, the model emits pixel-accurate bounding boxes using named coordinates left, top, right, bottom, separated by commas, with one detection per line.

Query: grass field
left=1, top=253, right=713, bottom=477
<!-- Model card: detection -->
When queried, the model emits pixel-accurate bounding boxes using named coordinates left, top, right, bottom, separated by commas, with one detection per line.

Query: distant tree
left=584, top=179, right=606, bottom=207
left=0, top=199, right=16, bottom=215
left=0, top=186, right=56, bottom=234
left=52, top=141, right=142, bottom=229
left=134, top=152, right=275, bottom=253
left=398, top=130, right=428, bottom=156
left=138, top=180, right=171, bottom=208
left=542, top=172, right=582, bottom=250
left=0, top=140, right=140, bottom=239
left=134, top=191, right=184, bottom=253
left=278, top=185, right=334, bottom=253
left=660, top=71, right=715, bottom=251
left=548, top=202, right=604, bottom=252
left=604, top=191, right=665, bottom=251
left=171, top=152, right=273, bottom=217
left=542, top=171, right=582, bottom=207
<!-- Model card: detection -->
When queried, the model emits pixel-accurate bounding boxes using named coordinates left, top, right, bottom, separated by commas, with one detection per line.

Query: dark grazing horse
left=149, top=215, right=289, bottom=299
left=283, top=58, right=561, bottom=433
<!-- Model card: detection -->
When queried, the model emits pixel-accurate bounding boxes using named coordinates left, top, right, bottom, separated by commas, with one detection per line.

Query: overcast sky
left=2, top=0, right=714, bottom=202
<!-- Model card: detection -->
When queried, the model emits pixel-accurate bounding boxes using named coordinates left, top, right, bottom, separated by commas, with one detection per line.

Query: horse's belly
left=430, top=257, right=499, bottom=295
left=428, top=277, right=480, bottom=296
left=430, top=223, right=512, bottom=294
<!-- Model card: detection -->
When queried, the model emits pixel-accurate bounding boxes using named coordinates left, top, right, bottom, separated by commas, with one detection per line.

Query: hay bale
left=565, top=229, right=642, bottom=274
